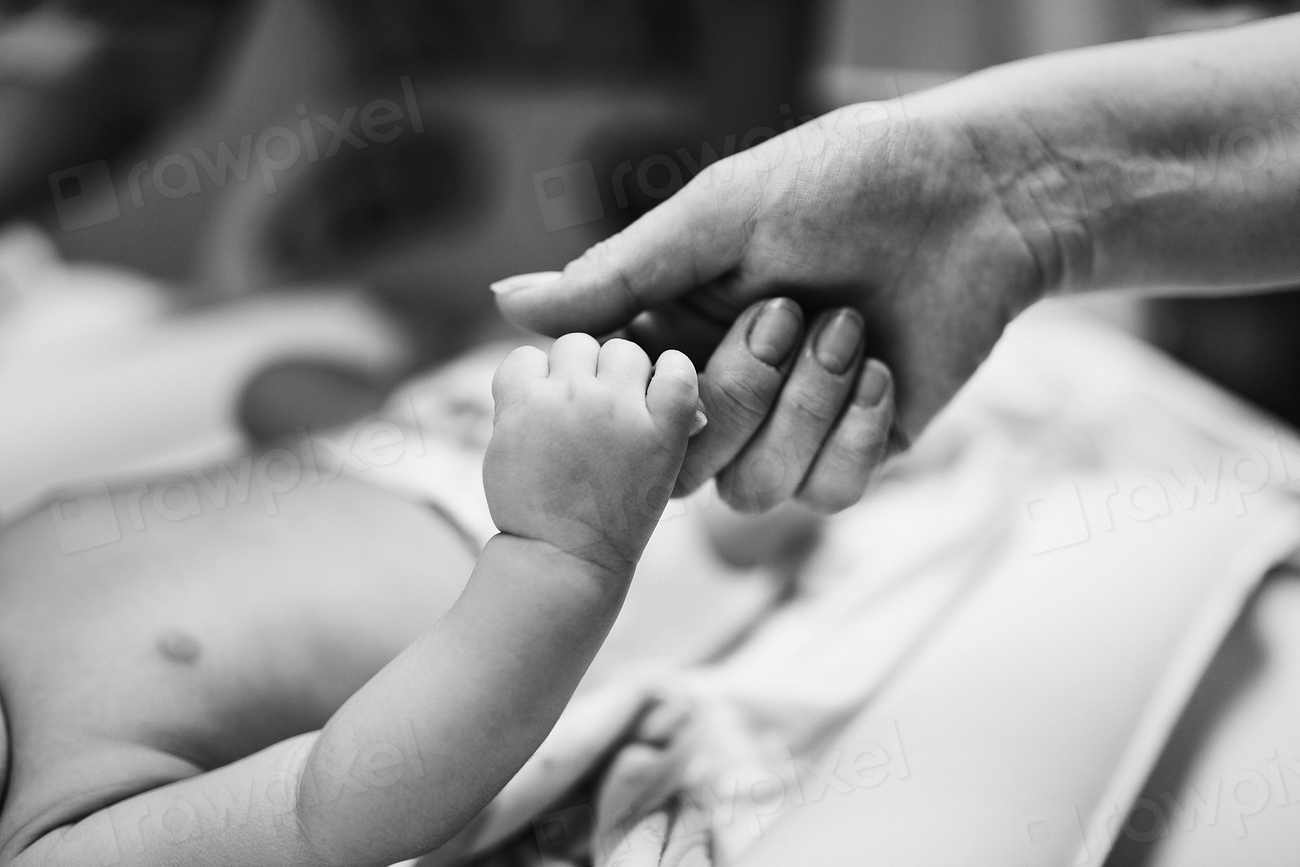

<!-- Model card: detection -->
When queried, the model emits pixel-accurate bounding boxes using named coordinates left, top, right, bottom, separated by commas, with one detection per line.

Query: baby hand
left=484, top=335, right=701, bottom=573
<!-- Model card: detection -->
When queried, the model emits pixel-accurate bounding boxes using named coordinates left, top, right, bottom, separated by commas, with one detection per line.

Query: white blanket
left=415, top=301, right=1300, bottom=867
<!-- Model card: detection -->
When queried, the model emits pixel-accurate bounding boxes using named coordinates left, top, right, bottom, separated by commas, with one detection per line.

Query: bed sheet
left=418, top=300, right=1300, bottom=867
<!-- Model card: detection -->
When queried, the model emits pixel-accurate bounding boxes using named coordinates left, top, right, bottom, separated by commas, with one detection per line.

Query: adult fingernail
left=489, top=271, right=562, bottom=295
left=856, top=359, right=891, bottom=406
left=814, top=309, right=864, bottom=375
left=747, top=299, right=802, bottom=367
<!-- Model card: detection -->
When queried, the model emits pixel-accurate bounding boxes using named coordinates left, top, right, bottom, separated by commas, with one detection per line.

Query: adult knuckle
left=711, top=371, right=776, bottom=421
left=787, top=389, right=843, bottom=428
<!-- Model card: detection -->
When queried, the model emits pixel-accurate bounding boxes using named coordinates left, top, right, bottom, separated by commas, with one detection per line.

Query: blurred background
left=2, top=0, right=1298, bottom=503
left=7, top=0, right=1292, bottom=274
left=4, top=7, right=1300, bottom=866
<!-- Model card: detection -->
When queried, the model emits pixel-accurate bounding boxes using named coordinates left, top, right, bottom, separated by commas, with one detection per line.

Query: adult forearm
left=913, top=14, right=1300, bottom=298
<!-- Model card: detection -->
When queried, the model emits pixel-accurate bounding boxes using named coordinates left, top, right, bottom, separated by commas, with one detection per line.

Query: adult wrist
left=906, top=72, right=1101, bottom=301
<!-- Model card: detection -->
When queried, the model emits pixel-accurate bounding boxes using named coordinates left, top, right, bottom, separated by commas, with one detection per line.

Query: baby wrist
left=477, top=533, right=636, bottom=596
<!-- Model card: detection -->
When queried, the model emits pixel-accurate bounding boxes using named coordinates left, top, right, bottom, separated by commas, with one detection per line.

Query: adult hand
left=493, top=96, right=1052, bottom=512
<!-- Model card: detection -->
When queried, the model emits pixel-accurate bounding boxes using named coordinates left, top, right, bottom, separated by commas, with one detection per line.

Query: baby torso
left=0, top=474, right=472, bottom=857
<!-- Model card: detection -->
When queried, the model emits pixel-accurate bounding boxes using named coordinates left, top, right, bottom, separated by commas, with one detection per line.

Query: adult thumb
left=491, top=165, right=755, bottom=336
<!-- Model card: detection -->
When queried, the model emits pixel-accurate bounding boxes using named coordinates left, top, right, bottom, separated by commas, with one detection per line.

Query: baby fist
left=484, top=335, right=700, bottom=573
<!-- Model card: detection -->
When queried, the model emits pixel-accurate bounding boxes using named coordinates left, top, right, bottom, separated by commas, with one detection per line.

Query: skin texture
left=505, top=14, right=1300, bottom=867
left=0, top=475, right=476, bottom=867
left=494, top=14, right=1300, bottom=518
left=0, top=338, right=700, bottom=867
left=482, top=336, right=699, bottom=571
left=654, top=298, right=895, bottom=514
left=4, top=11, right=1300, bottom=867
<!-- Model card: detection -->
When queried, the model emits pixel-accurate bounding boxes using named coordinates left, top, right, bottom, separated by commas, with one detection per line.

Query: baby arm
left=7, top=336, right=699, bottom=867
left=294, top=335, right=701, bottom=864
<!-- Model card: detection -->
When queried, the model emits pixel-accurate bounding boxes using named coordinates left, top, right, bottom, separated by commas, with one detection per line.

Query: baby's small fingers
left=646, top=349, right=699, bottom=437
left=491, top=344, right=549, bottom=404
left=597, top=338, right=652, bottom=392
left=797, top=359, right=894, bottom=513
left=548, top=332, right=601, bottom=377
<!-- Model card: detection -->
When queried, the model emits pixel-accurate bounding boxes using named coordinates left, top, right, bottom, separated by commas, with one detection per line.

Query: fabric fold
left=415, top=303, right=1300, bottom=867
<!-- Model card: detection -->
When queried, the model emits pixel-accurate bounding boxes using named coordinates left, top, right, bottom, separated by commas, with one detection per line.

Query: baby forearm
left=294, top=337, right=696, bottom=865
left=294, top=534, right=631, bottom=866
left=917, top=14, right=1300, bottom=297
